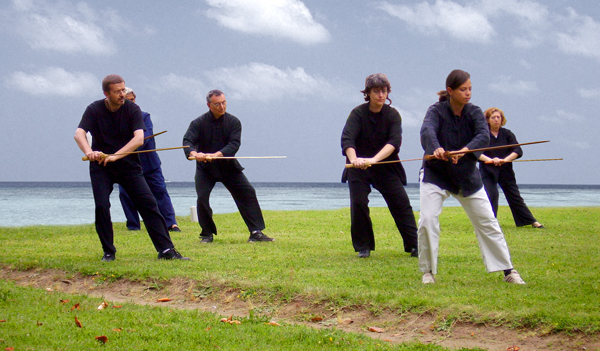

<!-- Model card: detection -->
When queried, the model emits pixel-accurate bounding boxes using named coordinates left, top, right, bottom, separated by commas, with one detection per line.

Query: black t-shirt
left=78, top=99, right=145, bottom=168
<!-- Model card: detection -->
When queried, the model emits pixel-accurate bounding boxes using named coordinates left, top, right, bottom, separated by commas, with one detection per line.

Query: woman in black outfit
left=478, top=107, right=544, bottom=228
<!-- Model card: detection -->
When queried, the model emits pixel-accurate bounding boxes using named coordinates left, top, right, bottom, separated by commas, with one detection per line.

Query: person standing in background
left=118, top=87, right=181, bottom=233
left=478, top=107, right=544, bottom=228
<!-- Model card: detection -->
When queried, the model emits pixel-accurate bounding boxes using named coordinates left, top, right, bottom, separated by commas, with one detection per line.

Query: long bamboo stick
left=484, top=158, right=562, bottom=164
left=423, top=140, right=549, bottom=161
left=82, top=146, right=190, bottom=161
left=344, top=158, right=423, bottom=168
left=187, top=156, right=287, bottom=160
left=144, top=130, right=167, bottom=140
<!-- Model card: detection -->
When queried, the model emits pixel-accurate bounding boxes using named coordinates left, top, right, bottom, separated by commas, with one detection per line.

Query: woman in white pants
left=418, top=69, right=525, bottom=285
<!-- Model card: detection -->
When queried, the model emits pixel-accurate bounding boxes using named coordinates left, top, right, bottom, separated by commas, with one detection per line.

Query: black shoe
left=248, top=231, right=274, bottom=242
left=127, top=227, right=141, bottom=231
left=199, top=234, right=214, bottom=243
left=101, top=253, right=115, bottom=262
left=357, top=250, right=370, bottom=258
left=533, top=224, right=545, bottom=229
left=410, top=248, right=418, bottom=258
left=169, top=225, right=181, bottom=232
left=158, top=248, right=190, bottom=260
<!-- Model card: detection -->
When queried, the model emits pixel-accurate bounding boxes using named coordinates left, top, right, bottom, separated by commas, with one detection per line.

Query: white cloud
left=206, top=62, right=337, bottom=101
left=488, top=76, right=538, bottom=96
left=6, top=67, right=97, bottom=96
left=159, top=73, right=208, bottom=103
left=555, top=8, right=600, bottom=61
left=378, top=0, right=495, bottom=43
left=11, top=0, right=116, bottom=55
left=578, top=88, right=600, bottom=99
left=205, top=0, right=330, bottom=45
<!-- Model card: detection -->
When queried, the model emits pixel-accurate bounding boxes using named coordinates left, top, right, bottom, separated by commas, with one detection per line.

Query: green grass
left=1, top=206, right=599, bottom=350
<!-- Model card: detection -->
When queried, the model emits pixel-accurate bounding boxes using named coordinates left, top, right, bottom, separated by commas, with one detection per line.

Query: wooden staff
left=187, top=156, right=287, bottom=160
left=344, top=158, right=423, bottom=168
left=424, top=140, right=549, bottom=161
left=82, top=146, right=190, bottom=161
left=484, top=158, right=562, bottom=164
left=144, top=130, right=167, bottom=140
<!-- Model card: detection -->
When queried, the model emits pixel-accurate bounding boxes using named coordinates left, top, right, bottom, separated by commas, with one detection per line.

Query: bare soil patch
left=1, top=266, right=597, bottom=351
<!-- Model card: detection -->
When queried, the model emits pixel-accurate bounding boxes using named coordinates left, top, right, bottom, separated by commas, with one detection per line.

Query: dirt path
left=1, top=267, right=597, bottom=351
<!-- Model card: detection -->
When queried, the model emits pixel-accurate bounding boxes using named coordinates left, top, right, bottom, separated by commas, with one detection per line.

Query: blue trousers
left=119, top=167, right=177, bottom=230
left=90, top=162, right=173, bottom=255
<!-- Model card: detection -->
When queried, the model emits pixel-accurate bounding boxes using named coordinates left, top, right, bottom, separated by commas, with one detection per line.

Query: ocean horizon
left=1, top=181, right=599, bottom=227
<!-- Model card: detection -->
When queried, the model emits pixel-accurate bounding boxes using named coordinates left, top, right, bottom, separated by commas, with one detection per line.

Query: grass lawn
left=0, top=206, right=598, bottom=350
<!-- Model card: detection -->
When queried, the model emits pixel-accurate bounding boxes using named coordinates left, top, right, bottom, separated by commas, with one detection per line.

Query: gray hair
left=206, top=89, right=224, bottom=103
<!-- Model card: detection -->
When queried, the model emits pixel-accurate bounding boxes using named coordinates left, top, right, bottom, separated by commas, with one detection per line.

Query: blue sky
left=1, top=0, right=598, bottom=184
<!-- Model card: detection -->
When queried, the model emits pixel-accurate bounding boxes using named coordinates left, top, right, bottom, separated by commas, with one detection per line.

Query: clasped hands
left=433, top=147, right=470, bottom=164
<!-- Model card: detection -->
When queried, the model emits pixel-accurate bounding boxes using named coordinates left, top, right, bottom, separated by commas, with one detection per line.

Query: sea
left=0, top=182, right=599, bottom=227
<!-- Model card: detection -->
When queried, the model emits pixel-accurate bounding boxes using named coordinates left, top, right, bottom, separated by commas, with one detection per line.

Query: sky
left=1, top=0, right=598, bottom=185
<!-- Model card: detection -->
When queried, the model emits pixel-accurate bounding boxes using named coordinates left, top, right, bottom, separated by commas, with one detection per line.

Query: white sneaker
left=422, top=272, right=435, bottom=284
left=503, top=270, right=526, bottom=285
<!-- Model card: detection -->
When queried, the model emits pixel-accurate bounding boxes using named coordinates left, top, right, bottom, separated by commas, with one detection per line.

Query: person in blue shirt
left=118, top=88, right=180, bottom=233
left=418, top=69, right=524, bottom=285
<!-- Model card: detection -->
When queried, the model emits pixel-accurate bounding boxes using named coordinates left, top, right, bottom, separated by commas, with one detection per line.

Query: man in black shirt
left=74, top=74, right=189, bottom=261
left=183, top=89, right=273, bottom=243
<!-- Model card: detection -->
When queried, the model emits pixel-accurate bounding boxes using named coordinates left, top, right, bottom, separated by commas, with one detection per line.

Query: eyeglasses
left=211, top=101, right=227, bottom=107
left=111, top=89, right=127, bottom=96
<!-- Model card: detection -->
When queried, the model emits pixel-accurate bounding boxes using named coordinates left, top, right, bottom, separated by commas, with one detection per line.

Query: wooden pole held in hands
left=82, top=146, right=190, bottom=161
left=187, top=156, right=287, bottom=161
left=344, top=158, right=423, bottom=168
left=484, top=158, right=562, bottom=164
left=423, top=140, right=550, bottom=161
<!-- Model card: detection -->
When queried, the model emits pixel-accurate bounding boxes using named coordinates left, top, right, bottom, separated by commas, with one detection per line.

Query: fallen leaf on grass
left=5, top=347, right=15, bottom=351
left=45, top=288, right=53, bottom=292
left=60, top=299, right=69, bottom=304
left=338, top=318, right=353, bottom=324
left=368, top=326, right=384, bottom=333
left=74, top=316, right=82, bottom=328
left=113, top=305, right=122, bottom=308
left=71, top=303, right=80, bottom=311
left=266, top=321, right=280, bottom=327
left=112, top=328, right=122, bottom=332
left=97, top=301, right=109, bottom=310
left=310, top=316, right=323, bottom=322
left=156, top=298, right=172, bottom=302
left=36, top=321, right=43, bottom=326
left=95, top=335, right=108, bottom=344
left=0, top=320, right=6, bottom=323
left=507, top=347, right=520, bottom=351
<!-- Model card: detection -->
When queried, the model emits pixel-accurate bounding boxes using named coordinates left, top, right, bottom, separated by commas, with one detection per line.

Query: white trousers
left=418, top=180, right=514, bottom=275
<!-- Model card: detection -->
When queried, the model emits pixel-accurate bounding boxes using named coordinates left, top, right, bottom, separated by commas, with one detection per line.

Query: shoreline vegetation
left=1, top=206, right=599, bottom=350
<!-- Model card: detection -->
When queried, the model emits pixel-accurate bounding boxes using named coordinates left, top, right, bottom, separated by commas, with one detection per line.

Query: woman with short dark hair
left=341, top=73, right=418, bottom=259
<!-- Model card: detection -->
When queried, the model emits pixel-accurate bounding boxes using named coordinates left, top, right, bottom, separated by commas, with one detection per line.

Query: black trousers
left=347, top=168, right=418, bottom=253
left=481, top=170, right=537, bottom=227
left=194, top=168, right=265, bottom=236
left=90, top=162, right=174, bottom=255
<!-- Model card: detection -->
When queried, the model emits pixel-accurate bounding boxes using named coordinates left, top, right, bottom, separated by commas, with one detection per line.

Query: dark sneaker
left=169, top=225, right=181, bottom=232
left=158, top=248, right=190, bottom=260
left=357, top=250, right=370, bottom=258
left=410, top=248, right=418, bottom=258
left=248, top=231, right=274, bottom=242
left=101, top=253, right=115, bottom=262
left=199, top=234, right=214, bottom=243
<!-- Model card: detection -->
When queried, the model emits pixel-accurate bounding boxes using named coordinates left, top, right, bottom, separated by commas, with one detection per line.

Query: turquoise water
left=0, top=182, right=599, bottom=227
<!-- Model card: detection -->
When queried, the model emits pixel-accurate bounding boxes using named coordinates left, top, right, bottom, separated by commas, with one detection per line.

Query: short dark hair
left=206, top=89, right=224, bottom=103
left=360, top=73, right=392, bottom=104
left=437, top=69, right=470, bottom=102
left=102, top=74, right=124, bottom=92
